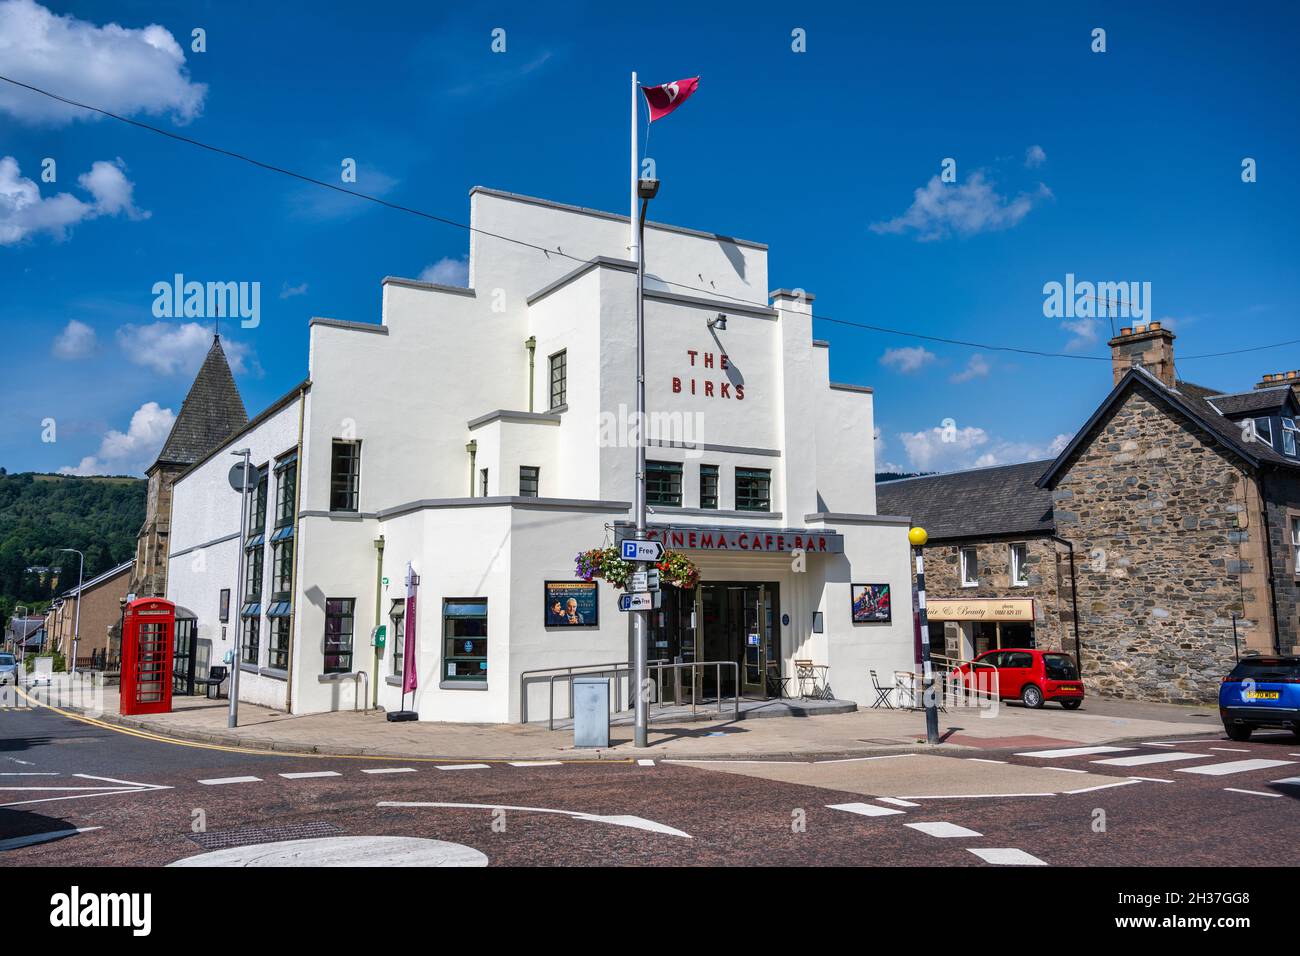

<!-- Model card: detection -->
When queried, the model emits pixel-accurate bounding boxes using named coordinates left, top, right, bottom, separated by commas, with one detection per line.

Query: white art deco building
left=165, top=187, right=915, bottom=723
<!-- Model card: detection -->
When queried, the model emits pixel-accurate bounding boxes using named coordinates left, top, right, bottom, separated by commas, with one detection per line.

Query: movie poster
left=544, top=581, right=599, bottom=627
left=851, top=583, right=892, bottom=623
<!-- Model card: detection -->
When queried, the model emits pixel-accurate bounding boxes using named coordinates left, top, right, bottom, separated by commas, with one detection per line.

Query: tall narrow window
left=549, top=350, right=567, bottom=409
left=323, top=598, right=355, bottom=674
left=240, top=615, right=259, bottom=666
left=699, top=464, right=719, bottom=509
left=480, top=468, right=489, bottom=497
left=444, top=599, right=488, bottom=683
left=247, top=466, right=268, bottom=540
left=390, top=599, right=406, bottom=678
left=960, top=547, right=979, bottom=587
left=519, top=466, right=540, bottom=497
left=274, top=454, right=297, bottom=528
left=244, top=545, right=263, bottom=601
left=646, top=460, right=683, bottom=506
left=1282, top=417, right=1298, bottom=457
left=1010, top=543, right=1029, bottom=586
left=267, top=617, right=291, bottom=671
left=330, top=440, right=361, bottom=512
left=735, top=468, right=771, bottom=512
left=1291, top=516, right=1300, bottom=574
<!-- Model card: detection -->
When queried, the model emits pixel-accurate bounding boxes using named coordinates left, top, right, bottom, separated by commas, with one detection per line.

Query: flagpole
left=629, top=70, right=639, bottom=261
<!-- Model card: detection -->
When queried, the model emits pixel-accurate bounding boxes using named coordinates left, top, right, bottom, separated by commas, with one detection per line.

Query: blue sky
left=2, top=0, right=1297, bottom=476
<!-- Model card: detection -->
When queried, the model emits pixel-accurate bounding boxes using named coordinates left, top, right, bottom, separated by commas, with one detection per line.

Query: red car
left=950, top=648, right=1085, bottom=709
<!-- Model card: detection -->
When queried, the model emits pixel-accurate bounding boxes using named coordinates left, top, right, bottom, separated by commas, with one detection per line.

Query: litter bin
left=572, top=676, right=611, bottom=748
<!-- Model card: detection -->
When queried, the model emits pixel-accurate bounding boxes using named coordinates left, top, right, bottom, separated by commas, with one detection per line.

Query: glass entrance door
left=740, top=585, right=766, bottom=696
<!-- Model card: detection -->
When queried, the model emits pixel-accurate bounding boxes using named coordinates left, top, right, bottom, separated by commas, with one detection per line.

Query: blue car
left=1219, top=655, right=1300, bottom=741
left=0, top=652, right=18, bottom=686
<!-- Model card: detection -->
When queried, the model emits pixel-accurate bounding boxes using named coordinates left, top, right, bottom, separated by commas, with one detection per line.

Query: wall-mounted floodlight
left=707, top=313, right=728, bottom=331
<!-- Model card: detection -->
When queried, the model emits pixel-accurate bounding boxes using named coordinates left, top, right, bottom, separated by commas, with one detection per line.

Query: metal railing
left=519, top=659, right=740, bottom=729
left=929, top=653, right=1000, bottom=706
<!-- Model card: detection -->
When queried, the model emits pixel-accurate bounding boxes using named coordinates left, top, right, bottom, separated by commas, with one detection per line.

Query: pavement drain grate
left=187, top=821, right=344, bottom=850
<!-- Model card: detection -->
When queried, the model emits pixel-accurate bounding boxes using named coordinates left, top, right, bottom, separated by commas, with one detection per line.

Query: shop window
left=330, top=440, right=361, bottom=512
left=519, top=466, right=540, bottom=497
left=323, top=598, right=355, bottom=674
left=267, top=615, right=291, bottom=671
left=444, top=599, right=487, bottom=683
left=960, top=547, right=979, bottom=587
left=647, top=460, right=682, bottom=506
left=1010, top=543, right=1028, bottom=586
left=699, top=464, right=719, bottom=509
left=549, top=350, right=567, bottom=409
left=735, top=467, right=771, bottom=512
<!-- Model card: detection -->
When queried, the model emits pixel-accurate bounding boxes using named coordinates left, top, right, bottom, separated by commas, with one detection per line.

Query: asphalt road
left=3, top=702, right=1299, bottom=867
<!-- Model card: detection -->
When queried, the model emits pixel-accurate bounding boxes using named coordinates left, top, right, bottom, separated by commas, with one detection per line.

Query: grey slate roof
left=1204, top=386, right=1297, bottom=417
left=152, top=336, right=249, bottom=467
left=875, top=460, right=1056, bottom=540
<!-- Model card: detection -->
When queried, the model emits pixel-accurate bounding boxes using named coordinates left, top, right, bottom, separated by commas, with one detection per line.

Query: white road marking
left=0, top=772, right=171, bottom=809
left=899, top=792, right=1056, bottom=800
left=1128, top=776, right=1175, bottom=783
left=1065, top=779, right=1143, bottom=794
left=815, top=754, right=919, bottom=764
left=1271, top=776, right=1300, bottom=786
left=1015, top=746, right=1133, bottom=758
left=0, top=772, right=59, bottom=776
left=435, top=764, right=490, bottom=771
left=906, top=821, right=982, bottom=838
left=74, top=773, right=170, bottom=790
left=637, top=759, right=655, bottom=767
left=1042, top=767, right=1090, bottom=774
left=1143, top=738, right=1223, bottom=745
left=968, top=847, right=1047, bottom=866
left=965, top=758, right=1007, bottom=764
left=1091, top=752, right=1212, bottom=767
left=1175, top=759, right=1295, bottom=777
left=826, top=802, right=905, bottom=817
left=1211, top=747, right=1252, bottom=753
left=1224, top=788, right=1282, bottom=798
left=877, top=797, right=920, bottom=807
left=362, top=767, right=418, bottom=774
left=0, top=826, right=102, bottom=852
left=508, top=761, right=563, bottom=767
left=379, top=801, right=691, bottom=838
left=279, top=771, right=342, bottom=780
left=198, top=776, right=262, bottom=786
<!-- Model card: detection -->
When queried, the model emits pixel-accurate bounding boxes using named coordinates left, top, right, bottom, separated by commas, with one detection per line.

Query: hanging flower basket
left=575, top=546, right=699, bottom=591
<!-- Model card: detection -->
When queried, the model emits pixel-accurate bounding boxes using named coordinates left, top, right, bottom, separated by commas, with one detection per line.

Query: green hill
left=0, top=470, right=145, bottom=622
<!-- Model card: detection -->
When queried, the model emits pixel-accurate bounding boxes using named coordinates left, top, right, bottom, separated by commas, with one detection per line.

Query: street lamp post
left=14, top=603, right=28, bottom=670
left=632, top=175, right=660, bottom=750
left=58, top=549, right=84, bottom=677
left=909, top=527, right=939, bottom=746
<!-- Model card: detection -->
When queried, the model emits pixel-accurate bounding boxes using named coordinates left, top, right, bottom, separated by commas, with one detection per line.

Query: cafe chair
left=794, top=659, right=818, bottom=699
left=869, top=669, right=895, bottom=709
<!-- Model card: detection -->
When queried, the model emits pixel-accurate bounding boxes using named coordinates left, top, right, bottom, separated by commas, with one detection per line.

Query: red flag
left=642, top=76, right=700, bottom=122
left=402, top=562, right=418, bottom=694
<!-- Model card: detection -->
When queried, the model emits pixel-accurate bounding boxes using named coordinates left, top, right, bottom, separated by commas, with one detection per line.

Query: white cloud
left=950, top=354, right=991, bottom=383
left=879, top=346, right=936, bottom=374
left=279, top=281, right=309, bottom=299
left=870, top=171, right=1051, bottom=241
left=1025, top=144, right=1047, bottom=168
left=418, top=255, right=469, bottom=287
left=1061, top=317, right=1101, bottom=351
left=0, top=0, right=206, bottom=126
left=59, top=401, right=176, bottom=476
left=0, top=156, right=147, bottom=245
left=51, top=319, right=95, bottom=359
left=115, top=321, right=252, bottom=376
left=897, top=424, right=1074, bottom=473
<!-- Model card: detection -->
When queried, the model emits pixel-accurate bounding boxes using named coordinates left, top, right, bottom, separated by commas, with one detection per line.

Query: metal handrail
left=650, top=660, right=741, bottom=721
left=519, top=659, right=669, bottom=728
left=930, top=653, right=1000, bottom=705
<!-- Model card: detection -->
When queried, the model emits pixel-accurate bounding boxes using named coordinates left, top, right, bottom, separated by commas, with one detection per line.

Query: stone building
left=876, top=461, right=1079, bottom=664
left=129, top=335, right=247, bottom=599
left=45, top=559, right=132, bottom=665
left=882, top=323, right=1300, bottom=704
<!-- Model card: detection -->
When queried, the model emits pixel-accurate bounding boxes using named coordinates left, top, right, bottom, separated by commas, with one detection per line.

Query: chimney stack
left=1107, top=322, right=1177, bottom=388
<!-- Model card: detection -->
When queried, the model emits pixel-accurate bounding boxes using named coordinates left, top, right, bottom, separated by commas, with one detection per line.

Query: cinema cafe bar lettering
left=637, top=526, right=845, bottom=554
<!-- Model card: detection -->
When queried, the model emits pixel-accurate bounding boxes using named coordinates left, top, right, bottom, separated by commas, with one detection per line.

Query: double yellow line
left=14, top=687, right=629, bottom=765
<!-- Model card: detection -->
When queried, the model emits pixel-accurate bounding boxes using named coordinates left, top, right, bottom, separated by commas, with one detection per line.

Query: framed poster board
left=218, top=588, right=231, bottom=623
left=544, top=581, right=599, bottom=627
left=851, top=583, right=891, bottom=623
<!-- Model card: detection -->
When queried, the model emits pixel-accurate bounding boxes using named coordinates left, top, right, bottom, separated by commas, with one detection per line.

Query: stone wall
left=915, top=534, right=1070, bottom=655
left=1053, top=388, right=1270, bottom=703
left=1260, top=469, right=1300, bottom=653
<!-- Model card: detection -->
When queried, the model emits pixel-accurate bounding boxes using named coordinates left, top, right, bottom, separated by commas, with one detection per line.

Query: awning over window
left=245, top=532, right=265, bottom=549
left=270, top=525, right=294, bottom=542
left=240, top=602, right=261, bottom=618
left=266, top=601, right=292, bottom=618
left=275, top=450, right=298, bottom=472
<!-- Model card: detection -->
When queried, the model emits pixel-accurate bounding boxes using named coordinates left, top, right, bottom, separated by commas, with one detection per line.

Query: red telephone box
left=120, top=597, right=176, bottom=716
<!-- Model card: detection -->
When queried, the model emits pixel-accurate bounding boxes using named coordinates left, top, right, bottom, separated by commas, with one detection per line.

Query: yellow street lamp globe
left=908, top=526, right=928, bottom=548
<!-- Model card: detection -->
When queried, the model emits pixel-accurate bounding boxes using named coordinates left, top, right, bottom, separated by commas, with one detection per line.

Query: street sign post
left=619, top=592, right=663, bottom=612
left=628, top=568, right=661, bottom=593
left=621, top=539, right=664, bottom=563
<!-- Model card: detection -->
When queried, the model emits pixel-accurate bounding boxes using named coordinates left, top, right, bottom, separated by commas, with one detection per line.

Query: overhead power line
left=2, top=72, right=1293, bottom=365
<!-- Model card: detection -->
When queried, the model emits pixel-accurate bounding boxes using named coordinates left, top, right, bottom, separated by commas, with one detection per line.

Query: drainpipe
left=1051, top=535, right=1083, bottom=674
left=466, top=440, right=477, bottom=497
left=1255, top=468, right=1283, bottom=655
left=284, top=382, right=306, bottom=714
left=525, top=336, right=536, bottom=412
left=373, top=535, right=384, bottom=709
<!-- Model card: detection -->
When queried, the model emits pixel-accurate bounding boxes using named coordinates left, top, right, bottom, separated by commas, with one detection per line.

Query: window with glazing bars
left=272, top=539, right=293, bottom=595
left=323, top=598, right=355, bottom=674
left=241, top=616, right=259, bottom=666
left=244, top=545, right=263, bottom=600
left=444, top=599, right=487, bottom=682
left=699, top=464, right=719, bottom=509
left=734, top=467, right=770, bottom=512
left=646, top=460, right=682, bottom=506
left=549, top=350, right=567, bottom=409
left=519, top=466, right=539, bottom=497
left=267, top=617, right=290, bottom=671
left=247, top=466, right=268, bottom=537
left=330, top=440, right=361, bottom=512
left=275, top=456, right=297, bottom=527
